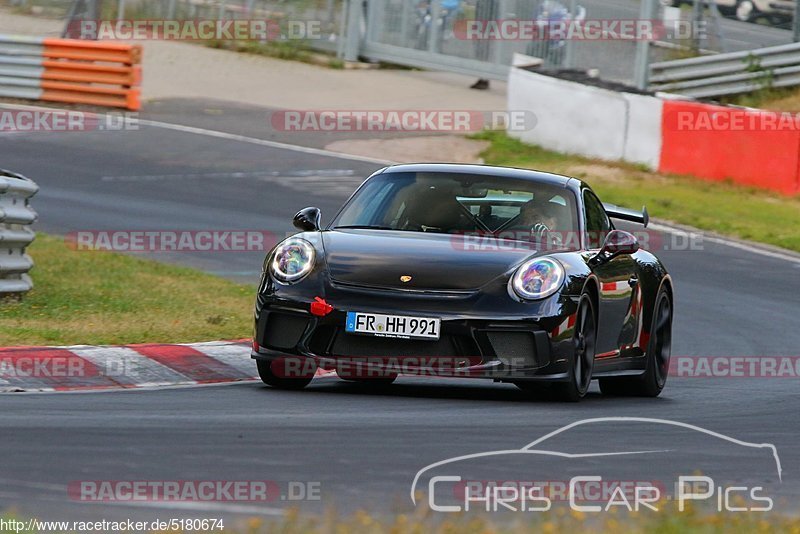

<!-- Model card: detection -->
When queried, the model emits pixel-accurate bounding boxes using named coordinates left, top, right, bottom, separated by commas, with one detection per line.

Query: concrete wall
left=622, top=91, right=663, bottom=168
left=507, top=67, right=663, bottom=169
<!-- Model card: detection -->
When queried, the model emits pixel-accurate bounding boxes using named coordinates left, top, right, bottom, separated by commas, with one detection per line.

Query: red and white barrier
left=0, top=340, right=333, bottom=393
left=508, top=66, right=800, bottom=196
left=659, top=99, right=800, bottom=196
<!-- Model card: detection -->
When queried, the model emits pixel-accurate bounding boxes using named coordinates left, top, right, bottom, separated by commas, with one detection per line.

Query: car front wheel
left=552, top=293, right=597, bottom=402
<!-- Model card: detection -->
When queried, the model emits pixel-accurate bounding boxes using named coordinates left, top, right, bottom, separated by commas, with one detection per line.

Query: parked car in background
left=661, top=0, right=795, bottom=24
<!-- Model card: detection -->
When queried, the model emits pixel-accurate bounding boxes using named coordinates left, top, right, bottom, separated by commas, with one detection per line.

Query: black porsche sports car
left=251, top=164, right=673, bottom=401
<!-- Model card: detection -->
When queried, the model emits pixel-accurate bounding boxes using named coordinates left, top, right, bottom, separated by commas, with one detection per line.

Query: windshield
left=332, top=171, right=578, bottom=245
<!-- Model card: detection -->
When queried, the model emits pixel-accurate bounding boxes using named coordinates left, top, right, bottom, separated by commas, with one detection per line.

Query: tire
left=735, top=0, right=757, bottom=22
left=257, top=358, right=315, bottom=390
left=551, top=293, right=597, bottom=402
left=599, top=286, right=673, bottom=398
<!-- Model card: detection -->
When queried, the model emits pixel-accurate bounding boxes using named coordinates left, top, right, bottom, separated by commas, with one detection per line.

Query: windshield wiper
left=333, top=225, right=394, bottom=231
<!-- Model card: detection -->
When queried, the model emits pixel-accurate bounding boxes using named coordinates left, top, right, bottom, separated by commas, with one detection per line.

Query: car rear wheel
left=551, top=293, right=596, bottom=402
left=257, top=358, right=315, bottom=390
left=599, top=287, right=672, bottom=397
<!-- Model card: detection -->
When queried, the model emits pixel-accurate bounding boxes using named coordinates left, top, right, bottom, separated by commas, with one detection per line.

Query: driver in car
left=515, top=195, right=565, bottom=248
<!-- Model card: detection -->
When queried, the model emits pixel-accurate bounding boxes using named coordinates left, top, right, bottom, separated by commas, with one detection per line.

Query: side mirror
left=293, top=207, right=321, bottom=232
left=592, top=230, right=639, bottom=264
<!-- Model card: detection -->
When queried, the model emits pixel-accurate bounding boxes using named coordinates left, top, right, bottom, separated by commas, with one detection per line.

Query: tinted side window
left=583, top=191, right=611, bottom=249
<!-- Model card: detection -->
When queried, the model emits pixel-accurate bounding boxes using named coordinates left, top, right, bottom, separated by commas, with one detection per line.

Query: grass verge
left=473, top=131, right=800, bottom=253
left=0, top=234, right=254, bottom=346
left=265, top=507, right=800, bottom=533
left=721, top=86, right=800, bottom=113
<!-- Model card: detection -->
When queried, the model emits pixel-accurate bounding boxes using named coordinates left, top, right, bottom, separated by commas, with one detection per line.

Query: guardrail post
left=427, top=0, right=443, bottom=54
left=343, top=0, right=364, bottom=62
left=400, top=0, right=412, bottom=45
left=563, top=0, right=578, bottom=69
left=634, top=0, right=657, bottom=90
left=0, top=170, right=38, bottom=299
left=494, top=0, right=510, bottom=70
left=794, top=0, right=800, bottom=42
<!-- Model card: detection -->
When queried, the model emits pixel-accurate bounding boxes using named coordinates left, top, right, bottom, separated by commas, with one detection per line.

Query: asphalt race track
left=1, top=101, right=800, bottom=523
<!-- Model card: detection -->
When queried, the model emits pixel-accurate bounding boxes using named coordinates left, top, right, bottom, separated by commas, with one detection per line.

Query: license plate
left=345, top=311, right=441, bottom=340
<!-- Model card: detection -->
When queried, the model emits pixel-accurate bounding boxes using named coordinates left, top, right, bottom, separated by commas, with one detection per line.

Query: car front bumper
left=252, top=278, right=581, bottom=382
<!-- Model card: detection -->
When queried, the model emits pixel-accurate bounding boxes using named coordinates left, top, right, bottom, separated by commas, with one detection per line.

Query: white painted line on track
left=0, top=101, right=394, bottom=166
left=99, top=169, right=358, bottom=181
left=137, top=118, right=395, bottom=166
left=649, top=221, right=800, bottom=266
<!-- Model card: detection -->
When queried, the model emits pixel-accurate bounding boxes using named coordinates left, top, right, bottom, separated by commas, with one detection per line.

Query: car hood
left=322, top=229, right=539, bottom=291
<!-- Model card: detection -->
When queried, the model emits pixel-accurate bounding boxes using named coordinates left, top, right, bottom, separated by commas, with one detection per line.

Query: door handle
left=628, top=276, right=639, bottom=287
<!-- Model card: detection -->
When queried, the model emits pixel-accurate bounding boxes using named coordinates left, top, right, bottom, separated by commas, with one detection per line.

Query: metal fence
left=355, top=0, right=590, bottom=81
left=4, top=0, right=799, bottom=90
left=339, top=0, right=800, bottom=86
left=0, top=169, right=38, bottom=297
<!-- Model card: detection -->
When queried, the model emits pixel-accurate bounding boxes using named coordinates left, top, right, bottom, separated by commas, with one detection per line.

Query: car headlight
left=511, top=257, right=565, bottom=300
left=269, top=238, right=315, bottom=283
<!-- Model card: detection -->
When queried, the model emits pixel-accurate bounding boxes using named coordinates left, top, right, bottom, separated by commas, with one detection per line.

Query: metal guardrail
left=0, top=169, right=38, bottom=297
left=0, top=34, right=142, bottom=110
left=649, top=42, right=800, bottom=98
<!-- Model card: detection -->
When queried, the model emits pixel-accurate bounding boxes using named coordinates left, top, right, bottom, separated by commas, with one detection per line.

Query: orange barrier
left=41, top=81, right=140, bottom=110
left=39, top=38, right=142, bottom=111
left=41, top=62, right=141, bottom=86
left=659, top=100, right=800, bottom=196
left=42, top=38, right=142, bottom=64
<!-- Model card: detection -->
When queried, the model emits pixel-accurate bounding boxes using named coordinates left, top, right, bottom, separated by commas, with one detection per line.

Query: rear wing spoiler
left=603, top=203, right=649, bottom=228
